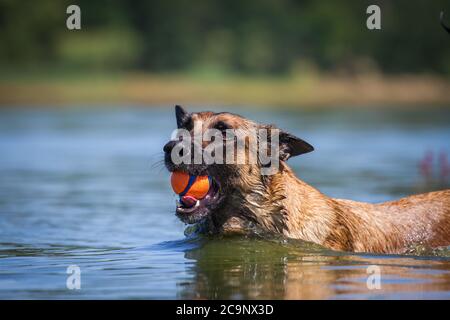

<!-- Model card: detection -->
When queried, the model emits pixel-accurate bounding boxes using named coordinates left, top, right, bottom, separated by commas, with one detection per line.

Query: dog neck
left=208, top=162, right=400, bottom=252
left=208, top=163, right=339, bottom=242
left=251, top=163, right=407, bottom=252
left=262, top=163, right=340, bottom=244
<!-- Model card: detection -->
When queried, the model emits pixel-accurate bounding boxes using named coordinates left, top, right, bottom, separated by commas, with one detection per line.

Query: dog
left=164, top=105, right=450, bottom=254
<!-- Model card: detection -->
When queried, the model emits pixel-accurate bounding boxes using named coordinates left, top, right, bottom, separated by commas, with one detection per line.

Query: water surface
left=0, top=106, right=449, bottom=299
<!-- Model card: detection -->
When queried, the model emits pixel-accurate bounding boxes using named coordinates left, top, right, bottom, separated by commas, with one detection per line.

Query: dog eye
left=214, top=121, right=230, bottom=132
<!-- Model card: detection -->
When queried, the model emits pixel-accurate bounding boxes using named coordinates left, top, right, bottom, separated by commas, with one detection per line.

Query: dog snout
left=163, top=140, right=177, bottom=154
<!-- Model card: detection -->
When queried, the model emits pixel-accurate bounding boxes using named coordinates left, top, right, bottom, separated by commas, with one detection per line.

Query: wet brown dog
left=164, top=106, right=450, bottom=254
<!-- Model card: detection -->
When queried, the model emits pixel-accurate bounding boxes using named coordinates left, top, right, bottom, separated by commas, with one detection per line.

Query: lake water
left=0, top=106, right=449, bottom=299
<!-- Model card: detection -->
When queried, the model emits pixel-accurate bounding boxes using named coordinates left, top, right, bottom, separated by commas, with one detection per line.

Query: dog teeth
left=195, top=200, right=200, bottom=207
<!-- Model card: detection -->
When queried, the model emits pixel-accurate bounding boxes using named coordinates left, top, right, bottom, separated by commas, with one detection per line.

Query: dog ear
left=175, top=105, right=191, bottom=129
left=279, top=130, right=314, bottom=161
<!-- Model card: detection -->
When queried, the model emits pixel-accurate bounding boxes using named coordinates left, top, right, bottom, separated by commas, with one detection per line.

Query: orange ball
left=170, top=171, right=210, bottom=199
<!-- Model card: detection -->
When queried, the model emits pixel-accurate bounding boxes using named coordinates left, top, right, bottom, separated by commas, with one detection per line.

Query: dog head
left=164, top=105, right=314, bottom=227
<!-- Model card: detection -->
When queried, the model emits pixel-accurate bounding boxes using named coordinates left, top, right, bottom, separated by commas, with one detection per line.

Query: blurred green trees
left=1, top=0, right=449, bottom=75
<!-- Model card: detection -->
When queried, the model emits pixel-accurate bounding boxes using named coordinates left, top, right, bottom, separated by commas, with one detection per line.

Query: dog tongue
left=181, top=195, right=197, bottom=208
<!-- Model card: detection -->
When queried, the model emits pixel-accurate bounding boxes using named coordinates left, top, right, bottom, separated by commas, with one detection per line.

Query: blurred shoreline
left=0, top=72, right=449, bottom=108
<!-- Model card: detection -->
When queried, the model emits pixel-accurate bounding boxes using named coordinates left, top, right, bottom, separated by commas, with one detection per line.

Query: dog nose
left=163, top=140, right=177, bottom=153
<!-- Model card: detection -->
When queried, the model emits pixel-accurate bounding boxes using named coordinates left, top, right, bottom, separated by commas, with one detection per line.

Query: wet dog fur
left=164, top=106, right=450, bottom=254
